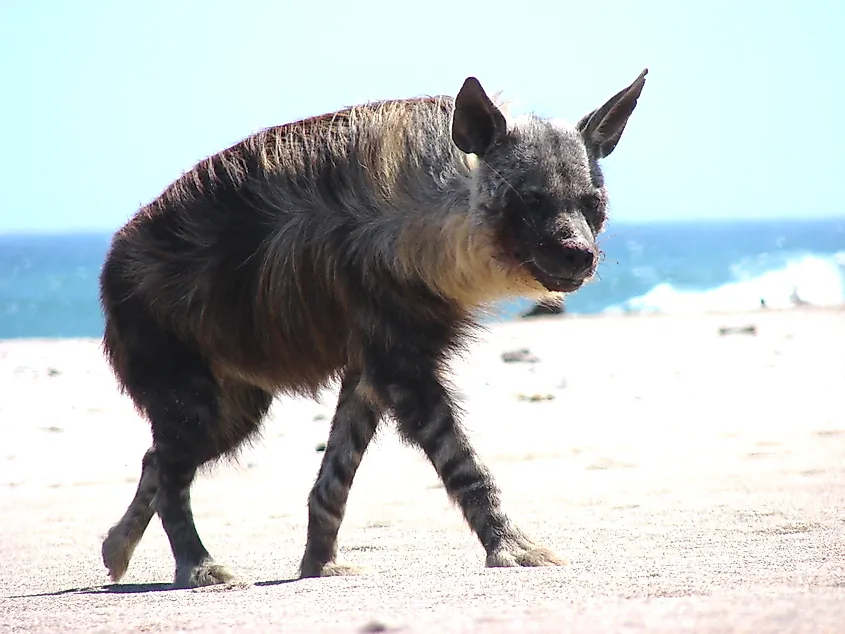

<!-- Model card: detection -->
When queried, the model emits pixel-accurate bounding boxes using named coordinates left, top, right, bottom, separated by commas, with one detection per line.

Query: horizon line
left=2, top=214, right=845, bottom=237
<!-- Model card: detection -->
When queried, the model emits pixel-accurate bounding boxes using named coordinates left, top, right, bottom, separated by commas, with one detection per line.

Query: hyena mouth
left=497, top=232, right=586, bottom=293
left=521, top=260, right=585, bottom=293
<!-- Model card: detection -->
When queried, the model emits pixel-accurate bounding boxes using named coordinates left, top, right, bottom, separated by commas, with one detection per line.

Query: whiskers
left=596, top=232, right=619, bottom=268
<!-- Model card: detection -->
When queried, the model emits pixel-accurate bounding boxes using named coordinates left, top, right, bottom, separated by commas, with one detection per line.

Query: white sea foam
left=608, top=251, right=845, bottom=314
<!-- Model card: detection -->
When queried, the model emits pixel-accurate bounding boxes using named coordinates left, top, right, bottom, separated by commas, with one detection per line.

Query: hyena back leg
left=299, top=370, right=383, bottom=578
left=371, top=352, right=566, bottom=568
left=107, top=333, right=273, bottom=587
left=102, top=447, right=159, bottom=582
left=148, top=377, right=273, bottom=588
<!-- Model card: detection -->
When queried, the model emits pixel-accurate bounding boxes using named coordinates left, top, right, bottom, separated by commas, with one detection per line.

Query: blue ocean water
left=1, top=218, right=844, bottom=339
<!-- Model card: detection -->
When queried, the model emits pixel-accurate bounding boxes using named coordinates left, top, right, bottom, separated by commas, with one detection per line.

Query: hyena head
left=452, top=69, right=648, bottom=293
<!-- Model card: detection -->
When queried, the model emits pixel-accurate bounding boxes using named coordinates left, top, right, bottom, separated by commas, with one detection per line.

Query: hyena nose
left=556, top=242, right=596, bottom=279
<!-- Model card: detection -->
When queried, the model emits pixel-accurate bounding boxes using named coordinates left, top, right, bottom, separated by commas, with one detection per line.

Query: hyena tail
left=102, top=448, right=160, bottom=582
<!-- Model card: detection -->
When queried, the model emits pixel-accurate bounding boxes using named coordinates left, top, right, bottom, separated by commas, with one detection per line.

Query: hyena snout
left=531, top=239, right=597, bottom=287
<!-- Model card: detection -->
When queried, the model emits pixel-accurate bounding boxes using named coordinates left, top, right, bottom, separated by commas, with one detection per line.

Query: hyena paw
left=102, top=526, right=137, bottom=582
left=173, top=559, right=237, bottom=588
left=486, top=535, right=568, bottom=568
left=299, top=558, right=368, bottom=579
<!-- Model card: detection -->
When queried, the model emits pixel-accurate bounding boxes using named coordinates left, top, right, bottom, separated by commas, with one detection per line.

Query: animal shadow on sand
left=10, top=577, right=298, bottom=598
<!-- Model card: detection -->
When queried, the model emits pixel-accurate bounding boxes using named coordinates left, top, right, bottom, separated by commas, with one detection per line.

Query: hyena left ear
left=577, top=68, right=648, bottom=159
left=451, top=77, right=507, bottom=157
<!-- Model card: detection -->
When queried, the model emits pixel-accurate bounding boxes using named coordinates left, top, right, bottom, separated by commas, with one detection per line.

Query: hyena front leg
left=371, top=355, right=566, bottom=568
left=299, top=370, right=383, bottom=578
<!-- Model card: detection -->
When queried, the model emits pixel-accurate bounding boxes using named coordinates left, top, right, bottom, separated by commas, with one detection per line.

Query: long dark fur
left=99, top=70, right=648, bottom=586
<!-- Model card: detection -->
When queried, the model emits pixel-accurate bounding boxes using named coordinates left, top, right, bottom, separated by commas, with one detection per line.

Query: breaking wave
left=608, top=251, right=845, bottom=314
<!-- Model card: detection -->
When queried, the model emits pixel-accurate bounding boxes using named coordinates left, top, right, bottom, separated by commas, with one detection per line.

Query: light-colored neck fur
left=354, top=101, right=552, bottom=308
left=239, top=96, right=554, bottom=310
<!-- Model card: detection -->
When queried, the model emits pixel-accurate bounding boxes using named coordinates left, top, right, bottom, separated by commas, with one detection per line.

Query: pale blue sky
left=1, top=0, right=843, bottom=232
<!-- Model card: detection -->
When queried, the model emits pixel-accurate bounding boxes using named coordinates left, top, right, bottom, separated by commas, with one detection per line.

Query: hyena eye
left=517, top=192, right=546, bottom=208
left=582, top=194, right=602, bottom=211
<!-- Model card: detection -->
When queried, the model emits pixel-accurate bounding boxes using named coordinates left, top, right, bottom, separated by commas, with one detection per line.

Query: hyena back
left=100, top=69, right=648, bottom=587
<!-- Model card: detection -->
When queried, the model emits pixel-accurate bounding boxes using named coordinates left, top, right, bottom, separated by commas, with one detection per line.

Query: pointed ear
left=577, top=68, right=648, bottom=159
left=451, top=77, right=508, bottom=156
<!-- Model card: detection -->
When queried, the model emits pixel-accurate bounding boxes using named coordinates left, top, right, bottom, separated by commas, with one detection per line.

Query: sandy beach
left=1, top=307, right=844, bottom=633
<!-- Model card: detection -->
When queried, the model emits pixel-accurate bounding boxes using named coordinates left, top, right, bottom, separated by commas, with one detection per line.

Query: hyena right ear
left=451, top=77, right=508, bottom=157
left=577, top=68, right=648, bottom=159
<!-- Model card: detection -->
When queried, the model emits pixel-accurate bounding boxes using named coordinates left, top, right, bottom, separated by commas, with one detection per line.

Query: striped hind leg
left=151, top=378, right=273, bottom=588
left=299, top=371, right=383, bottom=578
left=101, top=376, right=273, bottom=587
left=102, top=448, right=159, bottom=582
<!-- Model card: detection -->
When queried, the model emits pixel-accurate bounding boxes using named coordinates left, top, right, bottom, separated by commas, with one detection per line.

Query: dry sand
left=1, top=308, right=844, bottom=633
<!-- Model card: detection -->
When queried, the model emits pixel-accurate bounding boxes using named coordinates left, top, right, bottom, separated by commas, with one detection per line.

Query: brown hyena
left=99, top=69, right=648, bottom=587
